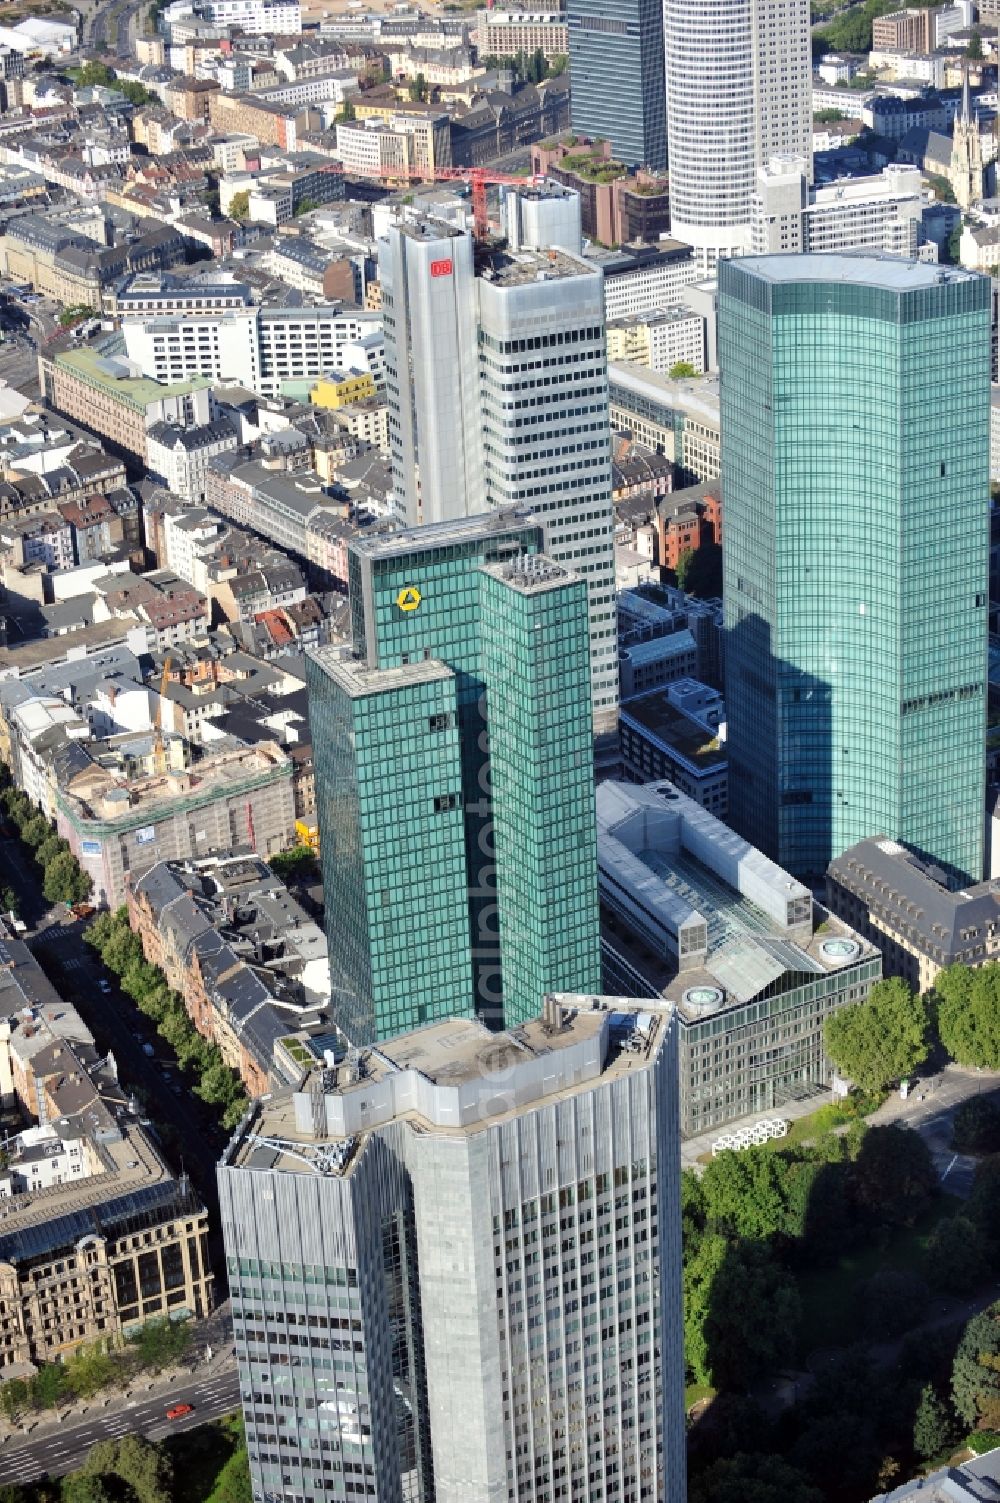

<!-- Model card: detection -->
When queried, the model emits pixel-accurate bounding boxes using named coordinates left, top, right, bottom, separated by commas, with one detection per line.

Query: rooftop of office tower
left=732, top=253, right=979, bottom=291
left=394, top=217, right=469, bottom=243
left=348, top=506, right=540, bottom=558
left=222, top=997, right=673, bottom=1176
left=481, top=555, right=578, bottom=595
left=306, top=650, right=452, bottom=697
left=480, top=246, right=596, bottom=285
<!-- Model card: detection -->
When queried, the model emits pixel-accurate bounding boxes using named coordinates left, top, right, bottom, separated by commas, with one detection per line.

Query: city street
left=0, top=1369, right=241, bottom=1486
left=0, top=832, right=229, bottom=1244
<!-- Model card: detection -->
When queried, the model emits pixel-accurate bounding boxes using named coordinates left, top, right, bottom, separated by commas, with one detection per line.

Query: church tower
left=951, top=65, right=984, bottom=210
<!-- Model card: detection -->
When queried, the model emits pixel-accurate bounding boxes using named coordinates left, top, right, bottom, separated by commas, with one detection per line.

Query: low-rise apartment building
left=128, top=855, right=329, bottom=1096
left=609, top=364, right=721, bottom=484
left=38, top=341, right=214, bottom=465
left=827, top=836, right=1000, bottom=993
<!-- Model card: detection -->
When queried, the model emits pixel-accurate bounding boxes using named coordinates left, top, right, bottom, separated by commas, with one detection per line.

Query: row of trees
left=0, top=1321, right=192, bottom=1425
left=88, top=908, right=249, bottom=1130
left=479, top=49, right=567, bottom=84
left=0, top=778, right=92, bottom=906
left=823, top=968, right=1000, bottom=1097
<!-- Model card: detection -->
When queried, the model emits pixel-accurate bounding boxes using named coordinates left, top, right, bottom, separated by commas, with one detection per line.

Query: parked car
left=142, top=1043, right=155, bottom=1057
left=98, top=979, right=111, bottom=994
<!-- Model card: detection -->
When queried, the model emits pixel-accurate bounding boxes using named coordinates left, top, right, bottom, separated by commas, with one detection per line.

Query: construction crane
left=390, top=167, right=544, bottom=240
left=153, top=652, right=173, bottom=776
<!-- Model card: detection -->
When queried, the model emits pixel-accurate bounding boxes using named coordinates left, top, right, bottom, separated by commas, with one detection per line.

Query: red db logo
left=430, top=258, right=453, bottom=277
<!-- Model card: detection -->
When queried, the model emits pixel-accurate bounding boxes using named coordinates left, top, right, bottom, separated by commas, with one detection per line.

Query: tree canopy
left=934, top=963, right=1000, bottom=1071
left=823, top=978, right=930, bottom=1093
left=952, top=1301, right=1000, bottom=1428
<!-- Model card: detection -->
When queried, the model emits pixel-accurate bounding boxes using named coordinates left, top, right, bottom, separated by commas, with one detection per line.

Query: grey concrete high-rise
left=380, top=218, right=485, bottom=526
left=664, top=0, right=812, bottom=270
left=219, top=996, right=686, bottom=1503
left=567, top=0, right=667, bottom=170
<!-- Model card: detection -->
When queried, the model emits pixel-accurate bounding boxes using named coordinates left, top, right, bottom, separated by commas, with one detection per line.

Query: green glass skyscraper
left=480, top=558, right=602, bottom=1026
left=720, top=254, right=990, bottom=885
left=309, top=511, right=602, bottom=1042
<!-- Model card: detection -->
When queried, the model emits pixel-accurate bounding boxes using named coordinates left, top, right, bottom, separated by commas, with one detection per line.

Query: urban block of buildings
left=595, top=780, right=880, bottom=1136
left=0, top=920, right=213, bottom=1370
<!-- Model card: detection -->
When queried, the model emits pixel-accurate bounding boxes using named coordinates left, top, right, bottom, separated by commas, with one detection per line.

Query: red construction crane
left=392, top=167, right=544, bottom=240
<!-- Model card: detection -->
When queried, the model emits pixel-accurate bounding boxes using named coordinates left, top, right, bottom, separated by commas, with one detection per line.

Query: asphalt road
left=0, top=1370, right=241, bottom=1485
left=870, top=1063, right=1000, bottom=1199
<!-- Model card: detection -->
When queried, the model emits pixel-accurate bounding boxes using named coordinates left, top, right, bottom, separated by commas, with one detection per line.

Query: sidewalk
left=0, top=1306, right=234, bottom=1447
left=680, top=1090, right=836, bottom=1170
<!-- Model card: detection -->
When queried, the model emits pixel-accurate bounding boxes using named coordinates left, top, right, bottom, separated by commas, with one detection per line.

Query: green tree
left=0, top=1377, right=27, bottom=1422
left=967, top=1154, right=1000, bottom=1246
left=80, top=1435, right=172, bottom=1503
left=935, top=963, right=1000, bottom=1071
left=37, top=832, right=68, bottom=868
left=814, top=107, right=847, bottom=123
left=228, top=190, right=250, bottom=221
left=674, top=546, right=696, bottom=590
left=926, top=1214, right=989, bottom=1294
left=269, top=845, right=317, bottom=881
left=65, top=1342, right=118, bottom=1399
left=129, top=1316, right=191, bottom=1372
left=952, top=1302, right=1000, bottom=1428
left=952, top=1097, right=1000, bottom=1154
left=851, top=1123, right=936, bottom=1224
left=700, top=1146, right=793, bottom=1241
left=222, top=1092, right=250, bottom=1129
left=689, top=1452, right=822, bottom=1503
left=334, top=98, right=356, bottom=122
left=857, top=1269, right=929, bottom=1339
left=76, top=60, right=116, bottom=86
left=408, top=72, right=428, bottom=101
left=293, top=197, right=319, bottom=216
left=669, top=360, right=698, bottom=379
left=0, top=886, right=18, bottom=915
left=823, top=977, right=930, bottom=1093
left=30, top=1362, right=68, bottom=1409
left=43, top=850, right=92, bottom=905
left=913, top=1383, right=960, bottom=1460
left=684, top=1234, right=799, bottom=1389
left=209, top=1445, right=253, bottom=1503
left=118, top=80, right=152, bottom=104
left=967, top=26, right=984, bottom=58
left=21, top=812, right=50, bottom=849
left=61, top=1475, right=113, bottom=1503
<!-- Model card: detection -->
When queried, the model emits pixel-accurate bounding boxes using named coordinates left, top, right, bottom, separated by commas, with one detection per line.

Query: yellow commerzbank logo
left=396, top=586, right=421, bottom=612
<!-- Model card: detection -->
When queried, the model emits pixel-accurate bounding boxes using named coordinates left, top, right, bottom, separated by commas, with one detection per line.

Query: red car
left=165, top=1403, right=194, bottom=1421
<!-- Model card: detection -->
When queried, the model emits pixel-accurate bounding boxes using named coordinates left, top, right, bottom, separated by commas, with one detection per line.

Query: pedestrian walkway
left=680, top=1090, right=833, bottom=1170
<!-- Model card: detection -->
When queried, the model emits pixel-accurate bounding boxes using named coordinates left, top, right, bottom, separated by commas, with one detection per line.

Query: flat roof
left=480, top=555, right=577, bottom=595
left=51, top=345, right=213, bottom=410
left=308, top=646, right=453, bottom=698
left=733, top=253, right=979, bottom=291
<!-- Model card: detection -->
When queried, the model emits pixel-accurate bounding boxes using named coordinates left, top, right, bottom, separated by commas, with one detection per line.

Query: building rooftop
left=480, top=554, right=576, bottom=595
left=48, top=344, right=213, bottom=412
left=596, top=781, right=874, bottom=1018
left=223, top=997, right=671, bottom=1175
left=734, top=252, right=979, bottom=291
left=481, top=246, right=595, bottom=286
left=307, top=647, right=452, bottom=699
left=828, top=836, right=1000, bottom=960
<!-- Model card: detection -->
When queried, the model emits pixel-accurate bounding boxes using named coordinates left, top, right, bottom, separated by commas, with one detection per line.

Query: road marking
left=941, top=1153, right=959, bottom=1182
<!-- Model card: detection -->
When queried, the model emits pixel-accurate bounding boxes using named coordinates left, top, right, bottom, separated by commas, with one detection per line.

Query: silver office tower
left=219, top=997, right=686, bottom=1503
left=664, top=0, right=812, bottom=270
left=380, top=219, right=619, bottom=738
left=380, top=219, right=485, bottom=526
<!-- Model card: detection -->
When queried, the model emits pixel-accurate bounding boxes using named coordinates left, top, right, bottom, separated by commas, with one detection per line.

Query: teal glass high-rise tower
left=720, top=254, right=990, bottom=885
left=309, top=511, right=603, bottom=1042
left=480, top=558, right=602, bottom=1026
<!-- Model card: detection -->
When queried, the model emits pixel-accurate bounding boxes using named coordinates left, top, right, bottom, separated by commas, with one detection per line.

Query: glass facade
left=480, top=562, right=602, bottom=1026
left=721, top=259, right=990, bottom=885
left=567, top=0, right=667, bottom=170
left=306, top=653, right=474, bottom=1043
left=349, top=517, right=543, bottom=1024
